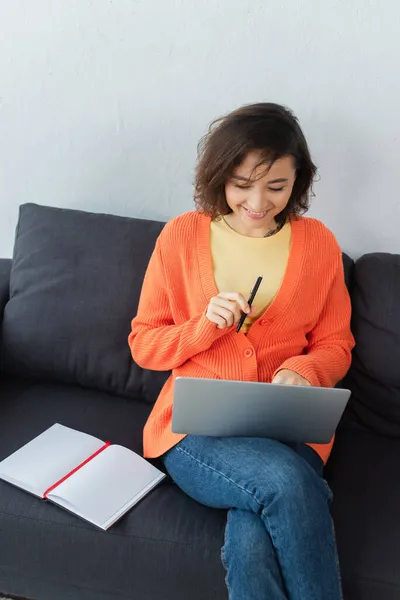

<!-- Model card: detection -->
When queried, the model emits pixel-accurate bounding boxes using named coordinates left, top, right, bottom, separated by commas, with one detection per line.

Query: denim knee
left=258, top=454, right=331, bottom=509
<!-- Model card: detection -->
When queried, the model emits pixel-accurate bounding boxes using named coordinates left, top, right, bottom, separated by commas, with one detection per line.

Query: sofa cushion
left=345, top=253, right=400, bottom=436
left=1, top=204, right=169, bottom=403
left=0, top=378, right=227, bottom=600
left=326, top=424, right=400, bottom=600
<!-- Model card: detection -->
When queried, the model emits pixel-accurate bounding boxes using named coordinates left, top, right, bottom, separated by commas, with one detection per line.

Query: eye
left=234, top=184, right=251, bottom=190
left=269, top=187, right=285, bottom=192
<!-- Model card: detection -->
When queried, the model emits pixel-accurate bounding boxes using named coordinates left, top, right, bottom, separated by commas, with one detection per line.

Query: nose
left=246, top=186, right=270, bottom=210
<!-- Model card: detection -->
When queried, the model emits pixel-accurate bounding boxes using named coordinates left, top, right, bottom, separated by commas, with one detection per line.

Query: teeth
left=245, top=208, right=266, bottom=216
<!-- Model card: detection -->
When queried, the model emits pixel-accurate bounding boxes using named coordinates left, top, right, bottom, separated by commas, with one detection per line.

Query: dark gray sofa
left=0, top=203, right=399, bottom=600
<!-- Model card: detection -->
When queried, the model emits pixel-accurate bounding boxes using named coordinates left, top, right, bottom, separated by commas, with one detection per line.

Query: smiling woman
left=224, top=153, right=296, bottom=237
left=195, top=102, right=317, bottom=234
left=129, top=102, right=354, bottom=600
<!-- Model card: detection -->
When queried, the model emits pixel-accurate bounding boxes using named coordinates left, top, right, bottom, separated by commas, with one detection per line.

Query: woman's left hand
left=272, top=369, right=311, bottom=386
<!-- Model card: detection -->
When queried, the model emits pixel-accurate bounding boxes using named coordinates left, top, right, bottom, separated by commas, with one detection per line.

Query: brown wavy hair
left=194, top=103, right=317, bottom=224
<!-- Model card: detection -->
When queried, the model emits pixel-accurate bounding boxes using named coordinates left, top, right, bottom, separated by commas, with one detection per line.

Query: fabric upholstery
left=344, top=253, right=400, bottom=436
left=326, top=424, right=400, bottom=600
left=0, top=379, right=227, bottom=600
left=1, top=204, right=169, bottom=403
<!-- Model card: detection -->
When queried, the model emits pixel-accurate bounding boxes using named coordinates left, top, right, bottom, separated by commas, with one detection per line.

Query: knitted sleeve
left=129, top=236, right=227, bottom=371
left=274, top=246, right=355, bottom=387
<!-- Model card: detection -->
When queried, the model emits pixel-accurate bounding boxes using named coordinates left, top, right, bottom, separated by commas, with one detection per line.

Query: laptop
left=172, top=377, right=351, bottom=444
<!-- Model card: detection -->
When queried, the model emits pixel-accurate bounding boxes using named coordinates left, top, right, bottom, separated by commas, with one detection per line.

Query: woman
left=129, top=103, right=354, bottom=600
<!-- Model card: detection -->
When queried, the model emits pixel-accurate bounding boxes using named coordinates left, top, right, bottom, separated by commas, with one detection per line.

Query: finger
left=272, top=372, right=285, bottom=385
left=215, top=316, right=228, bottom=329
left=283, top=375, right=305, bottom=386
left=211, top=297, right=242, bottom=323
left=273, top=370, right=311, bottom=386
left=219, top=292, right=250, bottom=314
left=285, top=374, right=301, bottom=385
left=272, top=370, right=295, bottom=385
left=213, top=306, right=235, bottom=327
left=209, top=311, right=230, bottom=329
left=287, top=373, right=308, bottom=386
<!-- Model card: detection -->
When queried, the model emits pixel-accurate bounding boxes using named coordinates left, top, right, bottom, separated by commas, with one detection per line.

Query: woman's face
left=224, top=151, right=296, bottom=237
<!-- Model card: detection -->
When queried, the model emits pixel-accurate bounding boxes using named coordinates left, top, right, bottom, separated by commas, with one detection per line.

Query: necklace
left=221, top=215, right=285, bottom=238
left=263, top=220, right=284, bottom=238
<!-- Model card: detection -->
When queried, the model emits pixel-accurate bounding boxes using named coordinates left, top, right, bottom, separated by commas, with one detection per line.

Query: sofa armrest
left=0, top=259, right=11, bottom=324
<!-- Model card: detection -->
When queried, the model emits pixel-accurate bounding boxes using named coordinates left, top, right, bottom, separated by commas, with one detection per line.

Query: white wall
left=1, top=0, right=400, bottom=258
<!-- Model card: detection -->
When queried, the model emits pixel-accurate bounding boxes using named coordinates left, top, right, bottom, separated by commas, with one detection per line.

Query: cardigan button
left=244, top=348, right=254, bottom=358
left=259, top=319, right=265, bottom=326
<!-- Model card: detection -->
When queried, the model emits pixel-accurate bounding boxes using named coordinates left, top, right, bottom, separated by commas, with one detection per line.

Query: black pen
left=236, top=276, right=263, bottom=334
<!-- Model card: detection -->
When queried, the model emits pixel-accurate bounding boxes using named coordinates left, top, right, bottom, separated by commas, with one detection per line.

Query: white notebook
left=0, top=424, right=166, bottom=530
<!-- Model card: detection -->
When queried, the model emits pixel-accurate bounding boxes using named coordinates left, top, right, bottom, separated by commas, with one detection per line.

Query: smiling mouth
left=243, top=206, right=269, bottom=217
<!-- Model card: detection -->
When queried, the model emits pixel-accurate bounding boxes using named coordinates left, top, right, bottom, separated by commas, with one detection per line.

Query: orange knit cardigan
left=129, top=211, right=355, bottom=464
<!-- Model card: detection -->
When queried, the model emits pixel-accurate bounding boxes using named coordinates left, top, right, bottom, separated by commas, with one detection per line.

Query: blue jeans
left=163, top=436, right=342, bottom=600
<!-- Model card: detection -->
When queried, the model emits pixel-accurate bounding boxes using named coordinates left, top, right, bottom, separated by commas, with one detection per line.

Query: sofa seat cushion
left=0, top=378, right=227, bottom=600
left=326, top=423, right=400, bottom=600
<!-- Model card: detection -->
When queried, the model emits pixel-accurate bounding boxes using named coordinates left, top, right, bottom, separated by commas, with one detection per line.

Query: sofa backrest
left=345, top=253, right=400, bottom=436
left=1, top=204, right=169, bottom=403
left=7, top=203, right=392, bottom=421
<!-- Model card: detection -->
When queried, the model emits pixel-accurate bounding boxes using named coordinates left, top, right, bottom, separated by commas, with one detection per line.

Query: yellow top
left=210, top=216, right=292, bottom=333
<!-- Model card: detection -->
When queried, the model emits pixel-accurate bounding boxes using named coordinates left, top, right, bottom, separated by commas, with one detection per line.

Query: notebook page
left=0, top=424, right=104, bottom=497
left=47, top=445, right=165, bottom=528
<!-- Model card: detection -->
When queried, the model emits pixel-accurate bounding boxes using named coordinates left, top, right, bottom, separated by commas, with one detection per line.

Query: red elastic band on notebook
left=43, top=441, right=111, bottom=499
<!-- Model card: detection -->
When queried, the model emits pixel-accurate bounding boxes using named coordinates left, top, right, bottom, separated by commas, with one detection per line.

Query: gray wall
left=1, top=0, right=400, bottom=258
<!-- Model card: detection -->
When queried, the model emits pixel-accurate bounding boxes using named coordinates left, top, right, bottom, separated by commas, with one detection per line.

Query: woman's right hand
left=206, top=292, right=256, bottom=329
